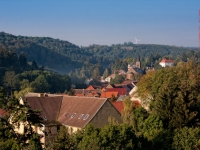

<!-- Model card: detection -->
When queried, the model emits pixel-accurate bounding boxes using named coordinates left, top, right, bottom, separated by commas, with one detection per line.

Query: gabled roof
left=86, top=85, right=101, bottom=90
left=160, top=59, right=173, bottom=63
left=58, top=96, right=107, bottom=128
left=23, top=96, right=63, bottom=124
left=100, top=92, right=118, bottom=98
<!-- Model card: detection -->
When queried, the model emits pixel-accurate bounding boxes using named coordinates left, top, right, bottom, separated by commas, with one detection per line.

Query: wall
left=89, top=100, right=122, bottom=128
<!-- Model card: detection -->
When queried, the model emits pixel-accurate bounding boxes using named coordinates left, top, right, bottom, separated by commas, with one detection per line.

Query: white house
left=159, top=59, right=173, bottom=67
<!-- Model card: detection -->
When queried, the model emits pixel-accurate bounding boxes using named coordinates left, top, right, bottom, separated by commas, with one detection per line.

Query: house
left=20, top=96, right=64, bottom=145
left=105, top=74, right=116, bottom=82
left=104, top=70, right=126, bottom=83
left=129, top=85, right=150, bottom=110
left=159, top=59, right=173, bottom=67
left=58, top=96, right=122, bottom=133
left=18, top=94, right=122, bottom=145
left=126, top=68, right=144, bottom=80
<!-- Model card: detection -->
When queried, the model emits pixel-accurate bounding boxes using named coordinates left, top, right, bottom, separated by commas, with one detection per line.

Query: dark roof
left=74, top=89, right=101, bottom=96
left=23, top=96, right=63, bottom=124
left=58, top=96, right=107, bottom=128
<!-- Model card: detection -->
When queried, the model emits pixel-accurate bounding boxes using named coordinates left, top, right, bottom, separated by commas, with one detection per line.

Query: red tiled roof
left=112, top=101, right=124, bottom=114
left=112, top=100, right=140, bottom=114
left=100, top=92, right=118, bottom=98
left=106, top=88, right=126, bottom=95
left=160, top=59, right=173, bottom=63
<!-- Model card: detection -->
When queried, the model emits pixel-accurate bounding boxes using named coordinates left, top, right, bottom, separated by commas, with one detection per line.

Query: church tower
left=135, top=53, right=141, bottom=68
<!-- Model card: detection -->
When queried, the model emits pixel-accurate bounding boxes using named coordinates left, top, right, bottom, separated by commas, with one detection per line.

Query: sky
left=0, top=0, right=200, bottom=47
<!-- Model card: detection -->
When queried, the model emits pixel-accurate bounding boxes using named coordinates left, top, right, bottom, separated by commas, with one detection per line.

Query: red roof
left=133, top=100, right=140, bottom=107
left=106, top=88, right=126, bottom=95
left=112, top=101, right=124, bottom=114
left=112, top=100, right=140, bottom=114
left=86, top=85, right=95, bottom=90
left=100, top=92, right=118, bottom=98
left=160, top=59, right=173, bottom=63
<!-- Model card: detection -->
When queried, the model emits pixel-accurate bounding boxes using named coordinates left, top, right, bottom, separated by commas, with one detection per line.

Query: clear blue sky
left=0, top=0, right=199, bottom=47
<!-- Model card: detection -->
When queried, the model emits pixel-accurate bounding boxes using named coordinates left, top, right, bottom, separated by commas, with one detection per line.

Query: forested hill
left=0, top=32, right=194, bottom=73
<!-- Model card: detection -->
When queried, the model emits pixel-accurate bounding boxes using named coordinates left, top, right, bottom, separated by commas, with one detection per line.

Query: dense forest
left=0, top=32, right=196, bottom=74
left=0, top=47, right=71, bottom=96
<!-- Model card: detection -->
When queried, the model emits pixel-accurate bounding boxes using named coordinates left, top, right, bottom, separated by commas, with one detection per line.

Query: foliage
left=0, top=88, right=43, bottom=149
left=110, top=74, right=125, bottom=84
left=172, top=127, right=200, bottom=150
left=49, top=126, right=75, bottom=150
left=72, top=124, right=140, bottom=150
left=136, top=61, right=200, bottom=129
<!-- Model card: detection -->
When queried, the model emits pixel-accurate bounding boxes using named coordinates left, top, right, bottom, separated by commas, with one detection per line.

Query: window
left=78, top=114, right=84, bottom=119
left=43, top=116, right=47, bottom=121
left=83, top=114, right=89, bottom=120
left=71, top=113, right=76, bottom=118
left=65, top=113, right=69, bottom=117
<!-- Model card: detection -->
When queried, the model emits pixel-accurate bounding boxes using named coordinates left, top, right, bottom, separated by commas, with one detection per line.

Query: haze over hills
left=0, top=32, right=195, bottom=74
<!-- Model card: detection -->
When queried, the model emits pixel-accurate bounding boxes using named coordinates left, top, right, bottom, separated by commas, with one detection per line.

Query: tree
left=50, top=126, right=74, bottom=150
left=172, top=127, right=200, bottom=150
left=110, top=74, right=124, bottom=84
left=136, top=61, right=200, bottom=129
left=103, top=68, right=109, bottom=79
left=92, top=67, right=100, bottom=80
left=19, top=52, right=27, bottom=71
left=30, top=75, right=50, bottom=93
left=72, top=124, right=140, bottom=150
left=0, top=88, right=43, bottom=149
left=3, top=71, right=20, bottom=95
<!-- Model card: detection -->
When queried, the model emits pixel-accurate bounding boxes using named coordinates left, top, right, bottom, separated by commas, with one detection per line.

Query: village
left=3, top=58, right=173, bottom=147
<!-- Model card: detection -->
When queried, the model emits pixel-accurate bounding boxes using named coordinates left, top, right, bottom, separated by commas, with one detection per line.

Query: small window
left=83, top=114, right=89, bottom=120
left=43, top=116, right=47, bottom=121
left=78, top=114, right=84, bottom=119
left=71, top=113, right=76, bottom=118
left=65, top=113, right=69, bottom=117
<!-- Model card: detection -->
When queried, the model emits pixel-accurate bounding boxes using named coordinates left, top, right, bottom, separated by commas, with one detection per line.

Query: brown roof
left=75, top=89, right=101, bottom=95
left=58, top=96, right=107, bottom=128
left=23, top=96, right=63, bottom=124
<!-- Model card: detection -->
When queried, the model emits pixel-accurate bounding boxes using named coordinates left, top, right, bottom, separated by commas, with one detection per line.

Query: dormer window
left=65, top=113, right=69, bottom=117
left=83, top=114, right=89, bottom=120
left=43, top=116, right=47, bottom=121
left=71, top=113, right=76, bottom=118
left=78, top=114, right=84, bottom=119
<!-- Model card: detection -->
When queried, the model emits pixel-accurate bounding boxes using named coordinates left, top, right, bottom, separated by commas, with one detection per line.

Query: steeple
left=136, top=53, right=141, bottom=68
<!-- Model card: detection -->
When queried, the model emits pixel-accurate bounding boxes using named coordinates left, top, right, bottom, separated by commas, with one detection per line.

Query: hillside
left=0, top=32, right=194, bottom=73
